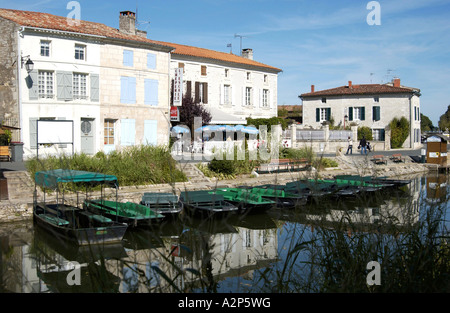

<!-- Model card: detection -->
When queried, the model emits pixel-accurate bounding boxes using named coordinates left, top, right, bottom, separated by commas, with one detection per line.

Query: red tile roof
left=300, top=83, right=417, bottom=98
left=0, top=8, right=281, bottom=72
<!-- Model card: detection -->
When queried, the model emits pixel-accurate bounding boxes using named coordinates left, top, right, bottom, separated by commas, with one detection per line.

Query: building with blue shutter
left=299, top=79, right=422, bottom=149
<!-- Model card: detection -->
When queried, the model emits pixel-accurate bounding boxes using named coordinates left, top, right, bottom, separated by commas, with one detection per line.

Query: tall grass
left=25, top=145, right=187, bottom=187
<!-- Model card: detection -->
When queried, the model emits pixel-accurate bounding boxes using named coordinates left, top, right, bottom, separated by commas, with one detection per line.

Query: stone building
left=300, top=78, right=422, bottom=149
left=0, top=8, right=281, bottom=159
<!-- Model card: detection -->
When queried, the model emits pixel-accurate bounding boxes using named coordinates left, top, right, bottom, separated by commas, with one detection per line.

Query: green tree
left=420, top=113, right=434, bottom=131
left=357, top=126, right=373, bottom=140
left=438, top=105, right=450, bottom=131
left=389, top=117, right=410, bottom=148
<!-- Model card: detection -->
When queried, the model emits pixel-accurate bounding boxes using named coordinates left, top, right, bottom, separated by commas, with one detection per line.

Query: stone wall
left=0, top=17, right=19, bottom=132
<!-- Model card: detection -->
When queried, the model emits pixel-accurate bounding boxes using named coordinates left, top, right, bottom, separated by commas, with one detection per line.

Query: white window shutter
left=220, top=84, right=224, bottom=105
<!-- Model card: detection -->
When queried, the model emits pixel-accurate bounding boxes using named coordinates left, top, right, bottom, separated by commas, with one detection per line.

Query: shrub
left=389, top=117, right=410, bottom=148
left=357, top=126, right=373, bottom=140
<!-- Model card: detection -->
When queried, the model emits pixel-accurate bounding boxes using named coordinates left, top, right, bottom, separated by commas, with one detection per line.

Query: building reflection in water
left=1, top=175, right=446, bottom=293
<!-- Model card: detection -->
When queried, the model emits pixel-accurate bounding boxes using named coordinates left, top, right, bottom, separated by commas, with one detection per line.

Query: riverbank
left=0, top=154, right=431, bottom=224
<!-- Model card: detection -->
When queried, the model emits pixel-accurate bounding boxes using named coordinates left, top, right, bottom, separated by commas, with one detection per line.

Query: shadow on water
left=0, top=173, right=449, bottom=293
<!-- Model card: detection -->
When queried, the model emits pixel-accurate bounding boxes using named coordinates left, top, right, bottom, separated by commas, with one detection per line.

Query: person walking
left=346, top=136, right=353, bottom=155
left=359, top=136, right=367, bottom=155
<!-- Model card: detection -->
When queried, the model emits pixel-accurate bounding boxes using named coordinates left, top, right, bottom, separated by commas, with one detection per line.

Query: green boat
left=84, top=199, right=165, bottom=227
left=334, top=175, right=411, bottom=187
left=304, top=178, right=383, bottom=196
left=241, top=187, right=308, bottom=209
left=212, top=188, right=275, bottom=213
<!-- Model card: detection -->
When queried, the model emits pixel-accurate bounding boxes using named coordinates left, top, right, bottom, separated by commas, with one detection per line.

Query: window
left=178, top=62, right=185, bottom=73
left=246, top=72, right=251, bottom=80
left=372, top=129, right=385, bottom=141
left=73, top=73, right=88, bottom=99
left=120, top=76, right=136, bottom=104
left=374, top=96, right=380, bottom=103
left=262, top=89, right=269, bottom=107
left=75, top=44, right=86, bottom=60
left=104, top=119, right=115, bottom=145
left=195, top=82, right=208, bottom=104
left=40, top=40, right=50, bottom=57
left=38, top=71, right=54, bottom=99
left=225, top=69, right=229, bottom=78
left=147, top=53, right=156, bottom=69
left=321, top=98, right=327, bottom=103
left=144, top=79, right=159, bottom=106
left=224, top=85, right=231, bottom=104
left=123, top=49, right=134, bottom=67
left=316, top=108, right=331, bottom=122
left=201, top=65, right=207, bottom=76
left=245, top=87, right=252, bottom=106
left=348, top=106, right=365, bottom=121
left=264, top=74, right=268, bottom=83
left=373, top=106, right=381, bottom=121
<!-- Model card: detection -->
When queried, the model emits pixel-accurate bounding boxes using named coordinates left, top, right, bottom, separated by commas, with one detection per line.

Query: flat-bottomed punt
left=33, top=169, right=128, bottom=245
left=180, top=190, right=238, bottom=218
left=141, top=192, right=183, bottom=218
left=212, top=188, right=276, bottom=213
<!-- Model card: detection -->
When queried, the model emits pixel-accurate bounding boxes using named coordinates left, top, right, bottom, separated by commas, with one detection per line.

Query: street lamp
left=21, top=56, right=34, bottom=73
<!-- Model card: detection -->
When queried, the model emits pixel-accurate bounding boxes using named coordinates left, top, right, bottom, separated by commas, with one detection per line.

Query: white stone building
left=300, top=78, right=422, bottom=149
left=163, top=44, right=282, bottom=125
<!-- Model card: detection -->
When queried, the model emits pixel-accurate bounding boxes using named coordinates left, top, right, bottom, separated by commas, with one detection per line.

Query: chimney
left=119, top=11, right=136, bottom=35
left=241, top=48, right=253, bottom=60
left=393, top=78, right=401, bottom=88
left=311, top=85, right=315, bottom=93
left=348, top=81, right=352, bottom=88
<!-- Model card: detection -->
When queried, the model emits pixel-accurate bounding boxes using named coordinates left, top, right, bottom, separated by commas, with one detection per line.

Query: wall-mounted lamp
left=21, top=55, right=34, bottom=73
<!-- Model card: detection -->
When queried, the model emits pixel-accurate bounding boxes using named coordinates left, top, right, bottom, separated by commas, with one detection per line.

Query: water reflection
left=0, top=174, right=448, bottom=293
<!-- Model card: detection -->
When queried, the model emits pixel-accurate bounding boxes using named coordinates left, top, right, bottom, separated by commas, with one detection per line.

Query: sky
left=1, top=0, right=450, bottom=125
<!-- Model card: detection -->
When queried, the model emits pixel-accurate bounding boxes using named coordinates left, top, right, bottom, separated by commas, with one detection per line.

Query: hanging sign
left=170, top=106, right=180, bottom=122
left=173, top=68, right=183, bottom=106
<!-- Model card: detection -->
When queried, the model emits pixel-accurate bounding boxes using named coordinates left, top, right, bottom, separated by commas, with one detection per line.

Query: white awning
left=205, top=106, right=247, bottom=125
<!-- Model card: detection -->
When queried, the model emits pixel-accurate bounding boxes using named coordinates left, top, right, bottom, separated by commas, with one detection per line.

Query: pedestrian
left=359, top=136, right=367, bottom=155
left=367, top=141, right=372, bottom=153
left=346, top=136, right=353, bottom=155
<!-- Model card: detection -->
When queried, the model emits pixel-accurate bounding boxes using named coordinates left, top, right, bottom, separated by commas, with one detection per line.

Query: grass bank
left=25, top=145, right=187, bottom=187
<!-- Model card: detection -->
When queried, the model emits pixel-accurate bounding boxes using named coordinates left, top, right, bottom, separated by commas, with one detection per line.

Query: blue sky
left=2, top=0, right=450, bottom=125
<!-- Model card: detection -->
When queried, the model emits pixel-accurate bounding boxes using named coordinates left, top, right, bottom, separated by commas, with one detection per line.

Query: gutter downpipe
left=17, top=26, right=25, bottom=144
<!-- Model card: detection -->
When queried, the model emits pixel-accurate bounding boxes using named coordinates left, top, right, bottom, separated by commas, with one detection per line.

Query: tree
left=420, top=113, right=434, bottom=132
left=178, top=94, right=211, bottom=136
left=389, top=117, right=410, bottom=148
left=438, top=105, right=450, bottom=131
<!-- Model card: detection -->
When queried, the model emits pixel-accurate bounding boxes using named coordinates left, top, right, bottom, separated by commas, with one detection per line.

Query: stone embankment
left=0, top=155, right=430, bottom=224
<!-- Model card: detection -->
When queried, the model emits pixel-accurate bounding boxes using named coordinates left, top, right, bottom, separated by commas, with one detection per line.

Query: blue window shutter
left=360, top=107, right=365, bottom=121
left=120, top=76, right=128, bottom=103
left=90, top=74, right=99, bottom=102
left=144, top=79, right=158, bottom=106
left=123, top=50, right=134, bottom=67
left=29, top=118, right=38, bottom=149
left=28, top=70, right=38, bottom=100
left=144, top=120, right=158, bottom=145
left=316, top=108, right=320, bottom=122
left=57, top=71, right=72, bottom=101
left=129, top=77, right=136, bottom=104
left=121, top=119, right=135, bottom=146
left=349, top=107, right=353, bottom=121
left=147, top=53, right=156, bottom=69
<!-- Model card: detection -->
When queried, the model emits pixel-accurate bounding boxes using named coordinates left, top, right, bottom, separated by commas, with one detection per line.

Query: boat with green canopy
left=33, top=169, right=128, bottom=245
left=212, top=188, right=276, bottom=213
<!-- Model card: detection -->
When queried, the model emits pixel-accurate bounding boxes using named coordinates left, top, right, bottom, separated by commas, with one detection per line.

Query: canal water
left=0, top=174, right=449, bottom=293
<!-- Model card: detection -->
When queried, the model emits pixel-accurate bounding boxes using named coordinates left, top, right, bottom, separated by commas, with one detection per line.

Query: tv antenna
left=234, top=33, right=247, bottom=56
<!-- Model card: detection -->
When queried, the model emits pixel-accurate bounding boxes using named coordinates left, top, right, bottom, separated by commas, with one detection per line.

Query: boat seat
left=142, top=193, right=178, bottom=205
left=41, top=214, right=70, bottom=226
left=79, top=210, right=113, bottom=224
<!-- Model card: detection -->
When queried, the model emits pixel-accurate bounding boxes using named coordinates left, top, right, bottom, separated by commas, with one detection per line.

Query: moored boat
left=180, top=190, right=238, bottom=218
left=245, top=187, right=308, bottom=209
left=212, top=188, right=276, bottom=213
left=84, top=199, right=165, bottom=227
left=141, top=192, right=183, bottom=218
left=33, top=169, right=128, bottom=245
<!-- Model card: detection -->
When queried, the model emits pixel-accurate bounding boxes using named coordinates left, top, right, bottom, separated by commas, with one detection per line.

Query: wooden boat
left=212, top=188, right=276, bottom=213
left=241, top=186, right=308, bottom=209
left=180, top=190, right=238, bottom=217
left=140, top=192, right=183, bottom=218
left=33, top=169, right=128, bottom=245
left=84, top=199, right=165, bottom=227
